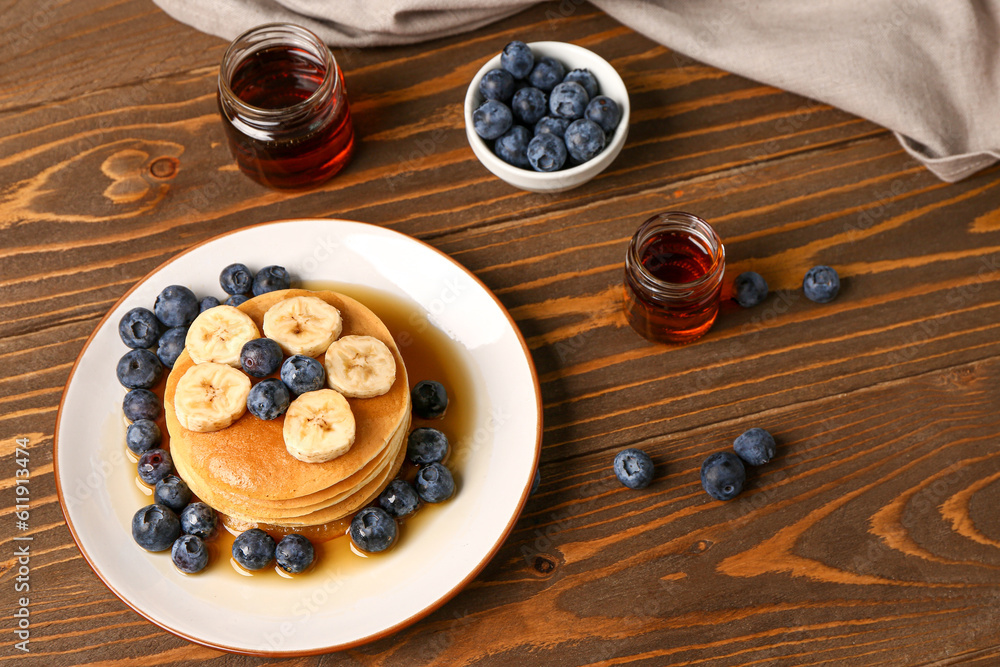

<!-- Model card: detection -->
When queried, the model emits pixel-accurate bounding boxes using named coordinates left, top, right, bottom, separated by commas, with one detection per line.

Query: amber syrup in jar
left=218, top=23, right=355, bottom=189
left=623, top=212, right=725, bottom=344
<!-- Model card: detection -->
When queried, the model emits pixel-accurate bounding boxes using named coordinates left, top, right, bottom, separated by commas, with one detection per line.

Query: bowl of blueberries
left=464, top=40, right=629, bottom=193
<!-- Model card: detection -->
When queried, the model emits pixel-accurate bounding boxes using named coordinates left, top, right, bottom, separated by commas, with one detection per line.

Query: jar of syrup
left=623, top=212, right=726, bottom=344
left=217, top=23, right=355, bottom=189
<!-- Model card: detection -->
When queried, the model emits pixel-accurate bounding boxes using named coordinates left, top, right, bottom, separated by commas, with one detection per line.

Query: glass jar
left=217, top=23, right=355, bottom=189
left=623, top=211, right=726, bottom=344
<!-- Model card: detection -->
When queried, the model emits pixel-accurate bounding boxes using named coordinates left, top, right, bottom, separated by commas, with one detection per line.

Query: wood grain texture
left=1, top=0, right=999, bottom=665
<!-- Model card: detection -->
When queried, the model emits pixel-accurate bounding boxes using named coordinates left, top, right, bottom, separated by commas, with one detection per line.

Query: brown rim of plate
left=52, top=218, right=544, bottom=657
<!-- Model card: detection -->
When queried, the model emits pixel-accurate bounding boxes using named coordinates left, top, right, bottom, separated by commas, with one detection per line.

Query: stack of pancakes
left=164, top=289, right=410, bottom=527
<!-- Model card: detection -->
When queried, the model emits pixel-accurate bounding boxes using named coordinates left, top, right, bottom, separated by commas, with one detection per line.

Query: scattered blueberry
left=156, top=326, right=187, bottom=368
left=473, top=99, right=513, bottom=141
left=125, top=419, right=161, bottom=455
left=528, top=56, right=565, bottom=93
left=564, top=118, right=606, bottom=162
left=252, top=265, right=291, bottom=296
left=411, top=380, right=448, bottom=419
left=240, top=338, right=283, bottom=378
left=132, top=504, right=180, bottom=552
left=563, top=68, right=598, bottom=99
left=154, top=475, right=192, bottom=512
left=225, top=294, right=250, bottom=307
left=349, top=507, right=398, bottom=553
left=415, top=462, right=455, bottom=503
left=407, top=427, right=449, bottom=464
left=172, top=534, right=209, bottom=574
left=531, top=467, right=541, bottom=495
left=733, top=271, right=768, bottom=308
left=280, top=355, right=325, bottom=395
left=199, top=296, right=221, bottom=313
left=378, top=479, right=421, bottom=518
left=123, top=388, right=160, bottom=421
left=232, top=528, right=276, bottom=570
left=511, top=87, right=547, bottom=126
left=180, top=502, right=217, bottom=539
left=119, top=307, right=161, bottom=349
left=220, top=263, right=253, bottom=296
left=527, top=133, right=567, bottom=172
left=534, top=116, right=570, bottom=137
left=700, top=452, right=746, bottom=501
left=548, top=81, right=589, bottom=120
left=137, top=448, right=173, bottom=485
left=803, top=265, right=840, bottom=303
left=585, top=96, right=621, bottom=134
left=275, top=534, right=315, bottom=574
left=494, top=125, right=532, bottom=168
left=613, top=448, right=655, bottom=489
left=116, top=348, right=163, bottom=390
left=247, top=378, right=291, bottom=420
left=733, top=428, right=777, bottom=466
left=479, top=68, right=515, bottom=103
left=501, top=40, right=534, bottom=79
left=154, top=285, right=199, bottom=328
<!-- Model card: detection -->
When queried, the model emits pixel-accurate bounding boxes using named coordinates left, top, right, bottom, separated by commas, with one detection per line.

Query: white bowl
left=464, top=41, right=630, bottom=193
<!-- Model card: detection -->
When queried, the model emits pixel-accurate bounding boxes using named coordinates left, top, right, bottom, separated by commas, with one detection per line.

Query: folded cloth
left=154, top=0, right=1000, bottom=182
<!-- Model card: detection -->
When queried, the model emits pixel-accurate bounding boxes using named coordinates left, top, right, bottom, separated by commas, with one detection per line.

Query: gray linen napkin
left=154, top=0, right=1000, bottom=182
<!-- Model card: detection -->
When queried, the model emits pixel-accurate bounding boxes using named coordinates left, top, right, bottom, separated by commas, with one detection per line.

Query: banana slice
left=263, top=296, right=343, bottom=357
left=174, top=362, right=251, bottom=432
left=324, top=335, right=397, bottom=398
left=283, top=389, right=356, bottom=463
left=186, top=305, right=260, bottom=366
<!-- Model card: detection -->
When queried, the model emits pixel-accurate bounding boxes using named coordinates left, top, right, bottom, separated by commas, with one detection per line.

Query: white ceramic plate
left=54, top=219, right=541, bottom=655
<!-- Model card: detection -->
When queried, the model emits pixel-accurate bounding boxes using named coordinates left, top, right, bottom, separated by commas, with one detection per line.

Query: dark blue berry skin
left=733, top=428, right=777, bottom=466
left=132, top=504, right=180, bottom=552
left=119, top=307, right=161, bottom=349
left=411, top=380, right=448, bottom=419
left=501, top=40, right=534, bottom=79
left=117, top=348, right=163, bottom=390
left=613, top=448, right=655, bottom=489
left=280, top=355, right=325, bottom=396
left=220, top=263, right=253, bottom=296
left=123, top=388, right=160, bottom=421
left=378, top=479, right=420, bottom=518
left=126, top=419, right=161, bottom=455
left=563, top=68, right=599, bottom=99
left=473, top=99, right=513, bottom=140
left=180, top=502, right=217, bottom=539
left=527, top=133, right=568, bottom=172
left=494, top=125, right=532, bottom=168
left=479, top=68, right=515, bottom=103
left=548, top=81, right=589, bottom=120
left=564, top=119, right=606, bottom=163
left=137, top=448, right=173, bottom=486
left=154, top=285, right=200, bottom=328
left=247, top=378, right=290, bottom=420
left=225, top=294, right=250, bottom=307
left=156, top=326, right=187, bottom=368
left=240, top=338, right=283, bottom=378
left=407, top=427, right=449, bottom=464
left=172, top=534, right=209, bottom=574
left=252, top=265, right=291, bottom=296
left=511, top=87, right=547, bottom=127
left=528, top=56, right=565, bottom=93
left=734, top=271, right=769, bottom=308
left=415, top=463, right=455, bottom=503
left=155, top=475, right=192, bottom=512
left=199, top=296, right=221, bottom=313
left=534, top=116, right=570, bottom=137
left=232, top=528, right=276, bottom=571
left=585, top=96, right=621, bottom=134
left=349, top=507, right=398, bottom=553
left=531, top=467, right=541, bottom=495
left=275, top=534, right=315, bottom=574
left=700, top=452, right=746, bottom=501
left=803, top=265, right=840, bottom=303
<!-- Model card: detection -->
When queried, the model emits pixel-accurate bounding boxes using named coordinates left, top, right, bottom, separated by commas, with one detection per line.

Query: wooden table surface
left=4, top=1, right=1000, bottom=665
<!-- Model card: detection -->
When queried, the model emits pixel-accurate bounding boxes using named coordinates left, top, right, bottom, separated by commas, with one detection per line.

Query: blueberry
left=123, top=388, right=160, bottom=421
left=501, top=40, right=534, bottom=79
left=733, top=271, right=768, bottom=308
left=585, top=96, right=621, bottom=134
left=172, top=534, right=209, bottom=574
left=156, top=326, right=187, bottom=368
left=564, top=118, right=606, bottom=163
left=534, top=116, right=570, bottom=137
left=733, top=428, right=777, bottom=466
left=240, top=338, right=283, bottom=378
left=225, top=294, right=250, bottom=307
left=479, top=68, right=515, bottom=103
left=220, top=263, right=253, bottom=296
left=613, top=448, right=655, bottom=489
left=180, top=502, right=217, bottom=539
left=700, top=452, right=746, bottom=501
left=415, top=462, right=455, bottom=503
left=349, top=507, right=397, bottom=553
left=563, top=68, right=598, bottom=99
left=132, top=504, right=180, bottom=552
left=137, top=448, right=173, bottom=485
left=407, top=427, right=449, bottom=464
left=275, top=534, right=315, bottom=574
left=155, top=475, right=192, bottom=512
left=378, top=479, right=421, bottom=518
left=126, top=419, right=161, bottom=455
left=252, top=265, right=291, bottom=296
left=411, top=380, right=448, bottom=419
left=199, top=296, right=221, bottom=312
left=528, top=56, right=565, bottom=93
left=119, top=307, right=161, bottom=349
left=472, top=99, right=513, bottom=140
left=548, top=81, right=589, bottom=120
left=232, top=528, right=275, bottom=570
left=803, top=265, right=840, bottom=303
left=154, top=285, right=199, bottom=328
left=116, top=348, right=163, bottom=390
left=510, top=87, right=547, bottom=127
left=280, top=355, right=325, bottom=395
left=531, top=467, right=541, bottom=495
left=494, top=125, right=532, bottom=168
left=527, top=133, right=567, bottom=172
left=246, top=378, right=290, bottom=420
